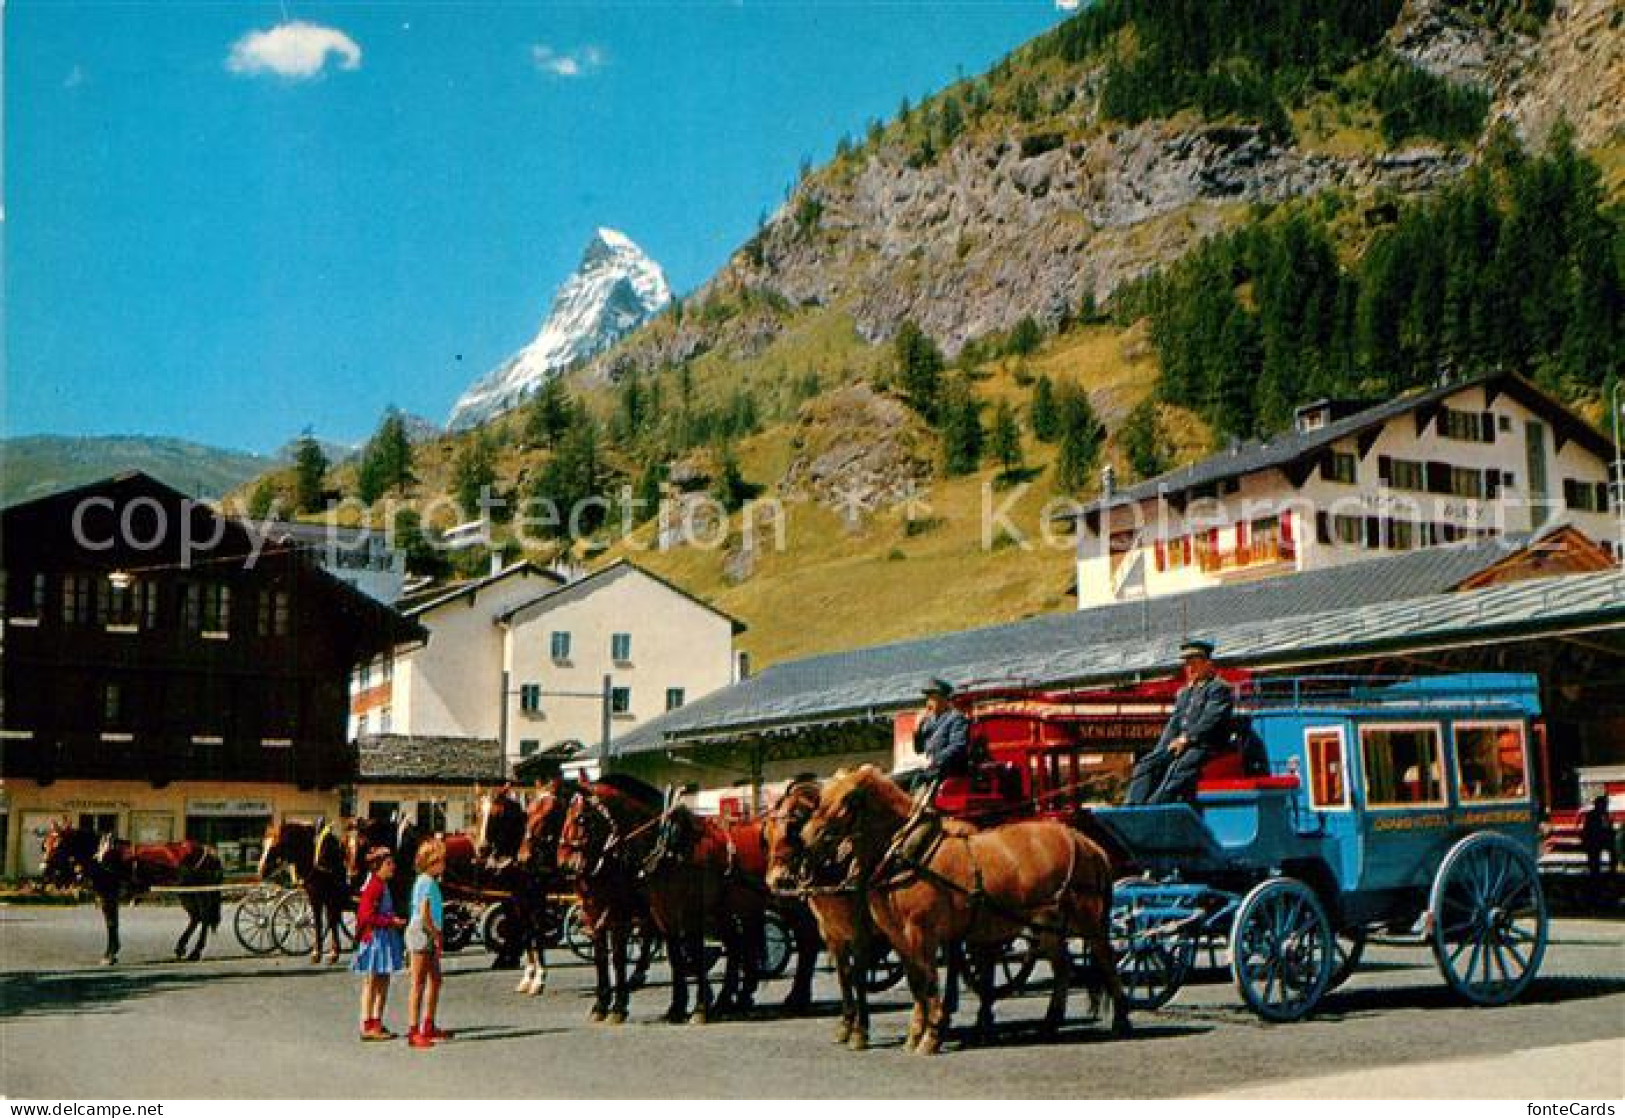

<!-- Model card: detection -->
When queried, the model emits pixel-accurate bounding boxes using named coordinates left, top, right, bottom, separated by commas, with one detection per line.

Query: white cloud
left=226, top=21, right=362, bottom=80
left=531, top=43, right=606, bottom=79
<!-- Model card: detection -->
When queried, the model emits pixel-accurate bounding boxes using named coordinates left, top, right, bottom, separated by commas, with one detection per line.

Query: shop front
left=1, top=780, right=341, bottom=879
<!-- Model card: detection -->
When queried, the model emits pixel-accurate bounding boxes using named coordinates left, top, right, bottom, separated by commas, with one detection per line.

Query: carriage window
left=1455, top=723, right=1528, bottom=802
left=1360, top=726, right=1445, bottom=806
left=1306, top=729, right=1348, bottom=809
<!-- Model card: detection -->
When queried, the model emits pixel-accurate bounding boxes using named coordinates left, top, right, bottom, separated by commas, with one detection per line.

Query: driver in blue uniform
left=1126, top=639, right=1235, bottom=805
left=913, top=677, right=972, bottom=785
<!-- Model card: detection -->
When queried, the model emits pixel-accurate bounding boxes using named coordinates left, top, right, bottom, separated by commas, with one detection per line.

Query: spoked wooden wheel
left=271, top=891, right=316, bottom=957
left=961, top=934, right=1038, bottom=998
left=1111, top=908, right=1197, bottom=1011
left=760, top=910, right=794, bottom=979
left=1430, top=833, right=1547, bottom=1006
left=1230, top=878, right=1334, bottom=1023
left=563, top=902, right=594, bottom=962
left=863, top=943, right=907, bottom=993
left=1328, top=928, right=1367, bottom=992
left=234, top=887, right=282, bottom=956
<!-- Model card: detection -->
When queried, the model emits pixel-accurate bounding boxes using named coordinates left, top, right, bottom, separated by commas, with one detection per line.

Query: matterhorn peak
left=447, top=228, right=671, bottom=430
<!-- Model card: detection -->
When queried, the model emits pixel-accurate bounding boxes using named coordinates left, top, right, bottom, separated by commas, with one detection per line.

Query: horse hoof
left=1111, top=1013, right=1133, bottom=1039
left=514, top=977, right=533, bottom=994
left=328, top=952, right=341, bottom=965
left=310, top=953, right=323, bottom=965
left=589, top=1007, right=607, bottom=1023
left=663, top=1008, right=686, bottom=1025
left=833, top=1022, right=852, bottom=1045
left=101, top=956, right=117, bottom=967
left=605, top=1011, right=626, bottom=1026
left=848, top=1030, right=869, bottom=1053
left=917, top=1035, right=941, bottom=1056
left=688, top=1010, right=708, bottom=1026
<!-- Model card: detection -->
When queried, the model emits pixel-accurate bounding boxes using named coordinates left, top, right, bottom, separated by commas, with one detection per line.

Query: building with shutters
left=0, top=473, right=423, bottom=876
left=1070, top=373, right=1618, bottom=608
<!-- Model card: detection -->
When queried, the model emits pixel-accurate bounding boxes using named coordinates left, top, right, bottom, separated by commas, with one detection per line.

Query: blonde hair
left=415, top=837, right=446, bottom=874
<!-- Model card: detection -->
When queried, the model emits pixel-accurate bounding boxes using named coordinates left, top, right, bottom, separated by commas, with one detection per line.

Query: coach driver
left=1125, top=639, right=1235, bottom=805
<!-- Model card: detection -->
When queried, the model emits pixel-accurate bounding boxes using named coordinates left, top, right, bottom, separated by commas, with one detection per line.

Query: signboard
left=186, top=798, right=274, bottom=818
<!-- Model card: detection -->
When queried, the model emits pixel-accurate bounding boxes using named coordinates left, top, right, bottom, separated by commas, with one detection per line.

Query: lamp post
left=1613, top=380, right=1625, bottom=568
left=499, top=671, right=615, bottom=775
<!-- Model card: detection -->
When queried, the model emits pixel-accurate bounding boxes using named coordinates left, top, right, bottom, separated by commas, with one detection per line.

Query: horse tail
left=199, top=849, right=224, bottom=931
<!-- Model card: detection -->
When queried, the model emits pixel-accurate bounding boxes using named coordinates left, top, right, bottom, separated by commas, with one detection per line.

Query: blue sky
left=6, top=1, right=1064, bottom=455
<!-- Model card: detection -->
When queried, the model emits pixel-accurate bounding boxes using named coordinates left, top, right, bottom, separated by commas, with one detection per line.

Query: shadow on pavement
left=1315, top=974, right=1625, bottom=1019
left=0, top=962, right=337, bottom=1020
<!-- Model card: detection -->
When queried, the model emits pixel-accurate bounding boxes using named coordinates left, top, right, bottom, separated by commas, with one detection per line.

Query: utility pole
left=1613, top=380, right=1625, bottom=568
left=600, top=673, right=613, bottom=770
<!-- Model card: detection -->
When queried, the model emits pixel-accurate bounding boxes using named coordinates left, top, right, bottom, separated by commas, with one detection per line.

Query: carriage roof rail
left=1239, top=672, right=1541, bottom=715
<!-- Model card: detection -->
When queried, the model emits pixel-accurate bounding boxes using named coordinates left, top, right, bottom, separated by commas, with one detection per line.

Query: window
left=1306, top=728, right=1349, bottom=809
left=184, top=582, right=231, bottom=636
left=1332, top=514, right=1365, bottom=547
left=610, top=686, right=632, bottom=715
left=1455, top=722, right=1528, bottom=802
left=1387, top=519, right=1417, bottom=551
left=1439, top=408, right=1493, bottom=443
left=520, top=683, right=543, bottom=714
left=1322, top=452, right=1358, bottom=485
left=1381, top=457, right=1426, bottom=492
left=98, top=577, right=156, bottom=630
left=665, top=687, right=686, bottom=711
left=550, top=631, right=571, bottom=662
left=103, top=682, right=124, bottom=727
left=1360, top=725, right=1445, bottom=807
left=4, top=572, right=47, bottom=620
left=519, top=739, right=540, bottom=757
left=61, top=575, right=93, bottom=625
left=1564, top=479, right=1611, bottom=513
left=256, top=589, right=290, bottom=637
left=1448, top=467, right=1485, bottom=500
left=611, top=632, right=632, bottom=663
left=415, top=800, right=448, bottom=834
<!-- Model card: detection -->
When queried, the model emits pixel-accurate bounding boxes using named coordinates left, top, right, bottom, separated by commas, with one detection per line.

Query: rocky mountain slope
left=448, top=228, right=671, bottom=430
left=2, top=435, right=274, bottom=506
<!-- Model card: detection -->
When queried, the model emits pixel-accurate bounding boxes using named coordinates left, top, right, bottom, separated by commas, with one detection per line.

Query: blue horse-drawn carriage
left=948, top=672, right=1549, bottom=1023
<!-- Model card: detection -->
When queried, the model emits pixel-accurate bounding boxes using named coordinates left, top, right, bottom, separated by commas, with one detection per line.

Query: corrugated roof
left=1077, top=372, right=1611, bottom=512
left=613, top=540, right=1622, bottom=755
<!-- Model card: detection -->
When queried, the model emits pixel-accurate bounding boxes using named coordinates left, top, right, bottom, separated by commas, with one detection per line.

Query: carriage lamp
left=108, top=569, right=133, bottom=590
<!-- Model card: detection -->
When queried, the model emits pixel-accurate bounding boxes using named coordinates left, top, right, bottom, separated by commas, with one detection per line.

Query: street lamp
left=1613, top=380, right=1625, bottom=568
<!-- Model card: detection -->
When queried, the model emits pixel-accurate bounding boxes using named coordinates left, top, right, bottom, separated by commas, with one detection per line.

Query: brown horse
left=259, top=819, right=350, bottom=964
left=478, top=784, right=561, bottom=991
left=40, top=822, right=222, bottom=965
left=559, top=775, right=664, bottom=1024
left=764, top=778, right=879, bottom=1049
left=801, top=765, right=1130, bottom=1054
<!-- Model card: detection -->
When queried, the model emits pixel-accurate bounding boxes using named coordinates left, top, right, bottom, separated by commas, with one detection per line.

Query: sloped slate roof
left=496, top=558, right=746, bottom=633
left=613, top=539, right=1621, bottom=754
left=1082, top=372, right=1610, bottom=511
left=401, top=562, right=564, bottom=618
left=356, top=734, right=506, bottom=783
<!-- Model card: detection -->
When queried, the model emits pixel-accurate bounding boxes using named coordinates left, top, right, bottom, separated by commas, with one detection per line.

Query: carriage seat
left=1195, top=748, right=1300, bottom=794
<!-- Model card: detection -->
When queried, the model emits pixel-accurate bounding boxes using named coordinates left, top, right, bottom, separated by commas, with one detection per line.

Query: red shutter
left=1154, top=539, right=1167, bottom=572
left=1280, top=509, right=1294, bottom=542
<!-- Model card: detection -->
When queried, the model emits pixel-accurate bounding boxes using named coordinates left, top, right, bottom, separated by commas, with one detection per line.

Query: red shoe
left=408, top=1027, right=435, bottom=1049
left=424, top=1020, right=455, bottom=1041
left=360, top=1019, right=393, bottom=1042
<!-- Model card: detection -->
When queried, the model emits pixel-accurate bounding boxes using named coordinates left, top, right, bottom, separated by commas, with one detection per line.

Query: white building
left=1073, top=373, right=1619, bottom=608
left=350, top=559, right=742, bottom=775
left=495, top=560, right=744, bottom=772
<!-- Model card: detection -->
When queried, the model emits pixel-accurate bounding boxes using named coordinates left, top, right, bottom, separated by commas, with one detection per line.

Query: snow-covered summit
left=447, top=228, right=671, bottom=430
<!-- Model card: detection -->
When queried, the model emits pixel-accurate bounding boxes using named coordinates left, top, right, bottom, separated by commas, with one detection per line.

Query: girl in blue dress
left=351, top=847, right=406, bottom=1040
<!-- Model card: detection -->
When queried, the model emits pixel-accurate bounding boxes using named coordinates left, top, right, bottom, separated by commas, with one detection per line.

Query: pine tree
left=1030, top=374, right=1060, bottom=442
left=451, top=433, right=498, bottom=521
left=990, top=399, right=1023, bottom=474
left=246, top=477, right=278, bottom=520
left=525, top=378, right=572, bottom=448
left=634, top=459, right=664, bottom=524
left=358, top=411, right=415, bottom=503
left=1055, top=418, right=1101, bottom=495
left=894, top=321, right=945, bottom=421
left=292, top=434, right=328, bottom=514
left=712, top=450, right=751, bottom=513
left=1006, top=315, right=1043, bottom=357
left=1120, top=398, right=1169, bottom=480
left=531, top=415, right=606, bottom=538
left=940, top=377, right=984, bottom=476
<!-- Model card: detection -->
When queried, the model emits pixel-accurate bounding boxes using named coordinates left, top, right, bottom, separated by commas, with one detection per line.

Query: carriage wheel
left=863, top=943, right=907, bottom=993
left=626, top=926, right=659, bottom=990
left=1230, top=878, right=1334, bottom=1023
left=1429, top=832, right=1547, bottom=1007
left=961, top=934, right=1038, bottom=998
left=233, top=887, right=282, bottom=956
left=480, top=901, right=520, bottom=960
left=760, top=910, right=794, bottom=979
left=441, top=902, right=476, bottom=954
left=1110, top=910, right=1196, bottom=1012
left=563, top=902, right=595, bottom=963
left=271, top=891, right=317, bottom=957
left=1328, top=929, right=1367, bottom=992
